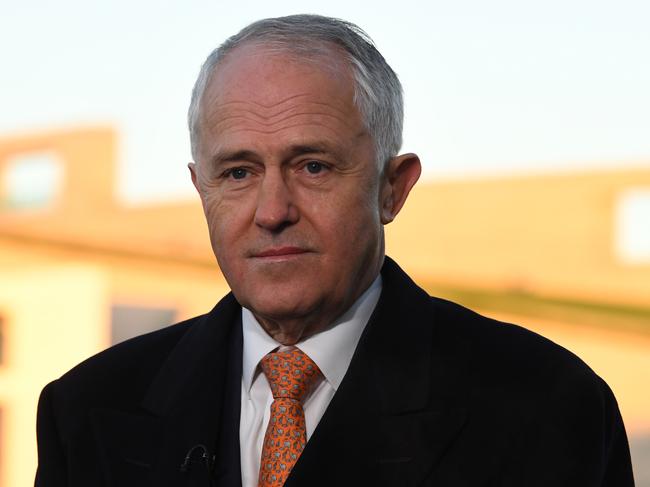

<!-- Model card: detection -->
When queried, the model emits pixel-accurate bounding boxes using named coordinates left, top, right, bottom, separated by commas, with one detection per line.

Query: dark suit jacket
left=35, top=257, right=635, bottom=486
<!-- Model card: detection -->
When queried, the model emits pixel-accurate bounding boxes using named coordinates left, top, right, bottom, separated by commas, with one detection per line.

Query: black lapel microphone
left=180, top=444, right=216, bottom=474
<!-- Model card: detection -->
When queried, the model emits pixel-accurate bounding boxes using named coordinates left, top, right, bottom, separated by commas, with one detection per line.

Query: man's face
left=190, top=45, right=392, bottom=339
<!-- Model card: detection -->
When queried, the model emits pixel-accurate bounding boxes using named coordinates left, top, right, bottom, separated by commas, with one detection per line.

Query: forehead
left=195, top=44, right=368, bottom=159
left=210, top=42, right=353, bottom=101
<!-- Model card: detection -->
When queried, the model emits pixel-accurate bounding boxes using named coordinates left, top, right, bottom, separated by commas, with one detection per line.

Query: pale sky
left=2, top=0, right=649, bottom=202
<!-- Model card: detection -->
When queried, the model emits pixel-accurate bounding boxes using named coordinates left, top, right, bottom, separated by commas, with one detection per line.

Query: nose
left=254, top=171, right=299, bottom=231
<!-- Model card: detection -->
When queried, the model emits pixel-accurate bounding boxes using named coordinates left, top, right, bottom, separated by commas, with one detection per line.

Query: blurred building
left=0, top=127, right=649, bottom=486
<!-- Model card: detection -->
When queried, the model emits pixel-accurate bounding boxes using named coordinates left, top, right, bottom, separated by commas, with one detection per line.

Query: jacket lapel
left=90, top=293, right=243, bottom=487
left=287, top=258, right=469, bottom=487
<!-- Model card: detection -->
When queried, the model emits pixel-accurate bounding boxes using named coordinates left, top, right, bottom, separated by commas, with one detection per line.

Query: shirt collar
left=241, top=275, right=382, bottom=396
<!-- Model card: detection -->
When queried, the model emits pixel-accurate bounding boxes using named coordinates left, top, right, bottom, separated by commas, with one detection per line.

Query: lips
left=253, top=247, right=308, bottom=258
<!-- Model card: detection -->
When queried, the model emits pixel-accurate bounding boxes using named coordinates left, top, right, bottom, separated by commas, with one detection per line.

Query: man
left=36, top=14, right=635, bottom=487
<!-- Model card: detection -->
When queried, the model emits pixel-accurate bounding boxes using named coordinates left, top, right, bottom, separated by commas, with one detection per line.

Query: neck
left=254, top=274, right=382, bottom=345
left=253, top=314, right=331, bottom=345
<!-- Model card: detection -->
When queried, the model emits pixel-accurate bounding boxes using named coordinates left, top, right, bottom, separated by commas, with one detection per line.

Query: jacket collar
left=141, top=293, right=240, bottom=417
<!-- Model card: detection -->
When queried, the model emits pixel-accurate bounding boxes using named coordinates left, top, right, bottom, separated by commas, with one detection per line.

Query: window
left=615, top=188, right=650, bottom=264
left=2, top=151, right=63, bottom=210
left=110, top=305, right=177, bottom=345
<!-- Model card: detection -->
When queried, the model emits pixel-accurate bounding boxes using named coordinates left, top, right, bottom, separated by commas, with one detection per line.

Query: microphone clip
left=180, top=444, right=215, bottom=473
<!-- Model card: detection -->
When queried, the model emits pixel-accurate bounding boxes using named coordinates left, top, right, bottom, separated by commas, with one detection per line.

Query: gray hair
left=187, top=14, right=403, bottom=168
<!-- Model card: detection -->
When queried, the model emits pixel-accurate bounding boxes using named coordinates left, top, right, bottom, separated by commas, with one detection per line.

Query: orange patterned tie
left=258, top=348, right=322, bottom=487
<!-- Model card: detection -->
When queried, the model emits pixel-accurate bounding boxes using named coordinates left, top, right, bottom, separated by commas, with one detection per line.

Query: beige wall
left=0, top=267, right=109, bottom=487
left=387, top=169, right=650, bottom=306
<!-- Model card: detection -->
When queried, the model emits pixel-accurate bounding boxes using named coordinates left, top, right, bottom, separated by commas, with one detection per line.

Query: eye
left=226, top=167, right=248, bottom=180
left=305, top=161, right=326, bottom=174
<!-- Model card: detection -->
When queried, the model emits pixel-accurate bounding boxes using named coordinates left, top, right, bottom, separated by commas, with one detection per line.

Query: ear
left=379, top=153, right=421, bottom=224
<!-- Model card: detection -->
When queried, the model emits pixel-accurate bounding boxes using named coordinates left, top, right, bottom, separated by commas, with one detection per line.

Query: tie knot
left=260, top=348, right=322, bottom=402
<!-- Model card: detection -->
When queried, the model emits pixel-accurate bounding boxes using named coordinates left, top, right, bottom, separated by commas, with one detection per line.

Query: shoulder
left=382, top=257, right=601, bottom=389
left=41, top=314, right=204, bottom=421
left=424, top=297, right=632, bottom=483
left=382, top=257, right=608, bottom=394
left=432, top=296, right=598, bottom=382
left=428, top=296, right=618, bottom=418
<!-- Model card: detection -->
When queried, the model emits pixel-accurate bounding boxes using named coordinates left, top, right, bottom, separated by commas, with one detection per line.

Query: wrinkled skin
left=190, top=44, right=421, bottom=344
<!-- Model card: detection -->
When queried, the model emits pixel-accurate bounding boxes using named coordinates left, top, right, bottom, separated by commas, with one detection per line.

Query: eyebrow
left=210, top=149, right=260, bottom=167
left=286, top=143, right=334, bottom=158
left=210, top=143, right=337, bottom=167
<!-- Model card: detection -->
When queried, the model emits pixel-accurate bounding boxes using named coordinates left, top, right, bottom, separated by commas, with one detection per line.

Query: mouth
left=252, top=247, right=310, bottom=259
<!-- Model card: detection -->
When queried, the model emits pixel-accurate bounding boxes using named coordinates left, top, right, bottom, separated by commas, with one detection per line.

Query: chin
left=251, top=293, right=314, bottom=319
left=241, top=283, right=325, bottom=321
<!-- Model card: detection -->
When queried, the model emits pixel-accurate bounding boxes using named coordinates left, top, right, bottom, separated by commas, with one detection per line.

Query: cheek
left=316, top=184, right=382, bottom=251
left=348, top=178, right=382, bottom=224
left=204, top=206, right=244, bottom=282
left=202, top=195, right=241, bottom=250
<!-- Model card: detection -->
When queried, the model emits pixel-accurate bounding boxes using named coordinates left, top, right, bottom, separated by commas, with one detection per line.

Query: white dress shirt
left=239, top=276, right=382, bottom=487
